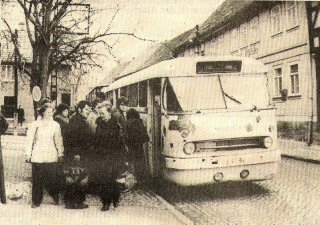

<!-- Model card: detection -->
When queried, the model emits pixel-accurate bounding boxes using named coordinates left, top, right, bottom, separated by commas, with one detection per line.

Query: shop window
left=128, top=83, right=138, bottom=107
left=274, top=68, right=282, bottom=96
left=250, top=17, right=260, bottom=44
left=271, top=5, right=282, bottom=35
left=286, top=1, right=298, bottom=29
left=290, top=64, right=299, bottom=94
left=138, top=81, right=147, bottom=107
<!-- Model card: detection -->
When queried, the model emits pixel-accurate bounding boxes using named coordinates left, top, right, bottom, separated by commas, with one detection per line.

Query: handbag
left=26, top=127, right=38, bottom=163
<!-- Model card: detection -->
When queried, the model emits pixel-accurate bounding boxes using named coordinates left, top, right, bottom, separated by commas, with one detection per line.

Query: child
left=64, top=155, right=89, bottom=209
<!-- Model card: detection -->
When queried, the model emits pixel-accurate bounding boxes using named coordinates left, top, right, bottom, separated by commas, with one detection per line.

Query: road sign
left=32, top=86, right=41, bottom=102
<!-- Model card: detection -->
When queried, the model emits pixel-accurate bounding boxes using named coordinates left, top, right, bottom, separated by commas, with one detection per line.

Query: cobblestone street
left=154, top=158, right=320, bottom=225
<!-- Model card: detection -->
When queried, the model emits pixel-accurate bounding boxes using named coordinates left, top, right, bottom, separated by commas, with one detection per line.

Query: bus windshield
left=167, top=77, right=226, bottom=112
left=167, top=74, right=270, bottom=112
left=219, top=74, right=270, bottom=109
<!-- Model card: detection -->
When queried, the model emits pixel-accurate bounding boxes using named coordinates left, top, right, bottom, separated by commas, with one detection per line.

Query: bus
left=102, top=56, right=281, bottom=186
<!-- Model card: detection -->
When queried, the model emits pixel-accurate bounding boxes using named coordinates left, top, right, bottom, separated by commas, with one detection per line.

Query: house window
left=1, top=65, right=14, bottom=81
left=210, top=38, right=218, bottom=55
left=217, top=34, right=223, bottom=54
left=271, top=5, right=282, bottom=35
left=250, top=17, right=259, bottom=44
left=286, top=1, right=298, bottom=29
left=230, top=28, right=239, bottom=51
left=200, top=43, right=205, bottom=56
left=274, top=68, right=282, bottom=96
left=290, top=64, right=299, bottom=94
left=240, top=23, right=247, bottom=47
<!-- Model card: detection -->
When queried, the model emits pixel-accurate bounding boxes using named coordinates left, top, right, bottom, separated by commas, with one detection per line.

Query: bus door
left=148, top=78, right=162, bottom=177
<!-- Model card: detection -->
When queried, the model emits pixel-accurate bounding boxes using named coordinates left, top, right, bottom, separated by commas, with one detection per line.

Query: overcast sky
left=90, top=0, right=223, bottom=63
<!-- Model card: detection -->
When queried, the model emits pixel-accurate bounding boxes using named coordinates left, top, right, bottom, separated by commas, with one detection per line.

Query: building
left=168, top=1, right=320, bottom=138
left=0, top=1, right=79, bottom=122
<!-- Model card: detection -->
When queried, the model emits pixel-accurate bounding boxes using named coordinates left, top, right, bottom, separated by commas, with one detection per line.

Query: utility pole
left=13, top=29, right=18, bottom=136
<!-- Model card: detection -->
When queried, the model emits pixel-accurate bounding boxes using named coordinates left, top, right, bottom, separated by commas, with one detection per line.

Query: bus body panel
left=163, top=161, right=278, bottom=186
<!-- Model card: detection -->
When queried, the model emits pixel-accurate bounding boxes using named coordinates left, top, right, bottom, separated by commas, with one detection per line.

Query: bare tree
left=2, top=0, right=153, bottom=113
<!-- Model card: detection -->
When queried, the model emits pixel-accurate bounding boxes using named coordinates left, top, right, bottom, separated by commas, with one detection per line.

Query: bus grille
left=195, top=138, right=263, bottom=152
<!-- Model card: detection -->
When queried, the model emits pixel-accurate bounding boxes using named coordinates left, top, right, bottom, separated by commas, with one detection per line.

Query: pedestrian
left=126, top=108, right=149, bottom=184
left=17, top=105, right=25, bottom=126
left=64, top=100, right=92, bottom=209
left=87, top=98, right=103, bottom=135
left=94, top=100, right=120, bottom=211
left=0, top=112, right=8, bottom=135
left=25, top=100, right=64, bottom=208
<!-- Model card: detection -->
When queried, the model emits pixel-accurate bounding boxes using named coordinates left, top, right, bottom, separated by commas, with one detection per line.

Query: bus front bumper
left=163, top=150, right=280, bottom=186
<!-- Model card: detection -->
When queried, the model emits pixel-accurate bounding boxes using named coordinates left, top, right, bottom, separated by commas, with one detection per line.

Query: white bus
left=102, top=56, right=280, bottom=186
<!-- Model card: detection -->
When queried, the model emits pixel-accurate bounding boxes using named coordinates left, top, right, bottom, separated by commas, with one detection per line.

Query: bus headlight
left=263, top=137, right=273, bottom=149
left=183, top=142, right=196, bottom=155
left=181, top=129, right=190, bottom=138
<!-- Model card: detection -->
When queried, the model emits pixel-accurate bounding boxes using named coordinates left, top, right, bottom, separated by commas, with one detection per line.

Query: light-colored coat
left=25, top=119, right=64, bottom=163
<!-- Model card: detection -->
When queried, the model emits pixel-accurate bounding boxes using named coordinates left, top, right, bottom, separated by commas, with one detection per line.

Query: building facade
left=173, top=1, right=317, bottom=128
left=0, top=1, right=77, bottom=122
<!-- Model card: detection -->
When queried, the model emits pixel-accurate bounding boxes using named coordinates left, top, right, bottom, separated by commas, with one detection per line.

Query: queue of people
left=24, top=96, right=149, bottom=211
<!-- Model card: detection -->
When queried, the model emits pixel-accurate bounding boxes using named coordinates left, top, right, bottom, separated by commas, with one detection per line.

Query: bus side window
left=166, top=81, right=182, bottom=112
left=120, top=86, right=128, bottom=98
left=139, top=81, right=147, bottom=107
left=128, top=83, right=138, bottom=107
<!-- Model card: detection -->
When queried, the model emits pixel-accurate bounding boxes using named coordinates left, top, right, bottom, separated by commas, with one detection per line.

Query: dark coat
left=95, top=116, right=126, bottom=157
left=17, top=108, right=25, bottom=123
left=0, top=113, right=8, bottom=135
left=94, top=116, right=127, bottom=181
left=126, top=118, right=149, bottom=159
left=67, top=113, right=92, bottom=158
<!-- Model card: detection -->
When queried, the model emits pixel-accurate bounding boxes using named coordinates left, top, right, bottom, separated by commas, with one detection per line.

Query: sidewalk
left=0, top=190, right=183, bottom=225
left=278, top=138, right=320, bottom=162
left=0, top=135, right=185, bottom=225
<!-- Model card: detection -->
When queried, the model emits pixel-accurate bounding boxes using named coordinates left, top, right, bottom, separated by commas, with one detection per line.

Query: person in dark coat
left=17, top=105, right=25, bottom=126
left=94, top=100, right=121, bottom=211
left=66, top=101, right=92, bottom=159
left=0, top=112, right=8, bottom=135
left=64, top=100, right=92, bottom=209
left=126, top=108, right=149, bottom=183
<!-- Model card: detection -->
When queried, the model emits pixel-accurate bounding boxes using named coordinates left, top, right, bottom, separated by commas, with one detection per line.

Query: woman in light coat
left=25, top=101, right=64, bottom=208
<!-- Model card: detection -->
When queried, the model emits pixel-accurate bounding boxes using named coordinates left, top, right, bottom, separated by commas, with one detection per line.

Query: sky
left=1, top=0, right=224, bottom=97
left=79, top=0, right=223, bottom=93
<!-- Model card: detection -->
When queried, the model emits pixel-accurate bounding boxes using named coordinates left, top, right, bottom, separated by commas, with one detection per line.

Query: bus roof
left=103, top=56, right=268, bottom=92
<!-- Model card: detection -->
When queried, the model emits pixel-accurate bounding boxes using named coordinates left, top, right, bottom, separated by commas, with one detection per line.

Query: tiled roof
left=174, top=0, right=277, bottom=52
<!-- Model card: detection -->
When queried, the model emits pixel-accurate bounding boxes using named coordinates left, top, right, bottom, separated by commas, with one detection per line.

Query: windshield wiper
left=224, top=92, right=242, bottom=104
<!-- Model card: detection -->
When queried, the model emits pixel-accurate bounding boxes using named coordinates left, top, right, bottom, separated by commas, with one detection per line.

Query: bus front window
left=167, top=77, right=226, bottom=112
left=219, top=75, right=270, bottom=109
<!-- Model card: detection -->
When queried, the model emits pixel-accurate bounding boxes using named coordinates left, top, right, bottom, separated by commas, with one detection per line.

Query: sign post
left=0, top=134, right=6, bottom=204
left=32, top=86, right=42, bottom=102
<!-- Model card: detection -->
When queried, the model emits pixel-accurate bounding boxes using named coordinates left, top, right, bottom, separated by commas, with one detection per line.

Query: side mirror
left=281, top=89, right=288, bottom=102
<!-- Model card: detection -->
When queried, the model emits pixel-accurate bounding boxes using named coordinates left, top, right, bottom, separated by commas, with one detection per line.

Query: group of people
left=25, top=96, right=149, bottom=211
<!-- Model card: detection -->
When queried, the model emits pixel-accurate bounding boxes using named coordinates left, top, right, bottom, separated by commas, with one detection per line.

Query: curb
left=148, top=189, right=195, bottom=225
left=281, top=154, right=320, bottom=164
